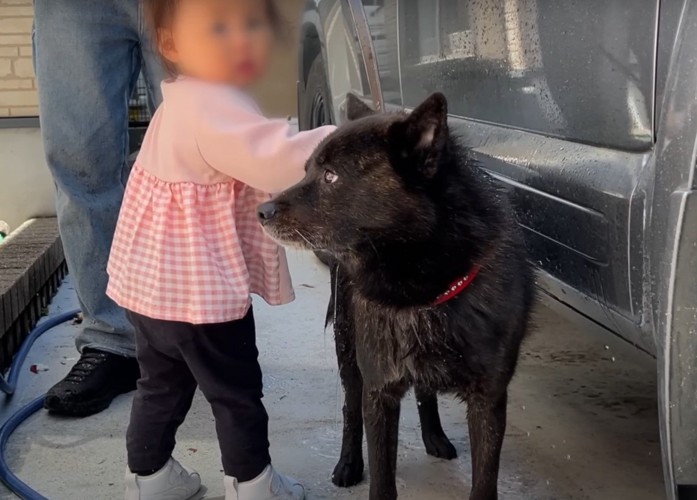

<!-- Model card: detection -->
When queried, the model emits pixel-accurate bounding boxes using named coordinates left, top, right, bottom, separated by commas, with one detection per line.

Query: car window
left=397, top=0, right=658, bottom=151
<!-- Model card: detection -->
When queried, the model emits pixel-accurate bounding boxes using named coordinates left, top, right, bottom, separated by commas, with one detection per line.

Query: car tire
left=300, top=54, right=333, bottom=131
left=301, top=55, right=334, bottom=267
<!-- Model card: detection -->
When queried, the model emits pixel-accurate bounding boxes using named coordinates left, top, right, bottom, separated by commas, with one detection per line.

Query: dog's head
left=258, top=92, right=450, bottom=256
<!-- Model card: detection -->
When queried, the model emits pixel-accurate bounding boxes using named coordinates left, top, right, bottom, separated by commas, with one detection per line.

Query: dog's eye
left=323, top=170, right=339, bottom=184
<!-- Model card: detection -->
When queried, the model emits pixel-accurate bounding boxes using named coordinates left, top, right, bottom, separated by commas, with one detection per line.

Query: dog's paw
left=331, top=456, right=364, bottom=487
left=423, top=432, right=457, bottom=460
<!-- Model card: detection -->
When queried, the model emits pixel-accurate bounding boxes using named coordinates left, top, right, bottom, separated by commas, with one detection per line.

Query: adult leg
left=137, top=2, right=167, bottom=112
left=34, top=0, right=142, bottom=415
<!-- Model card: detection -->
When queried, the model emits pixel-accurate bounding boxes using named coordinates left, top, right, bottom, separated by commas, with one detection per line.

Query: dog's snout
left=257, top=202, right=278, bottom=222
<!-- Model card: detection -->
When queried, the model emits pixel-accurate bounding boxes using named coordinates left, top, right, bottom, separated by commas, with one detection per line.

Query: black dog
left=259, top=93, right=533, bottom=500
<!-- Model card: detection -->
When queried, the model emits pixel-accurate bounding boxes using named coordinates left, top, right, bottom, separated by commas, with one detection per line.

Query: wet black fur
left=259, top=93, right=534, bottom=500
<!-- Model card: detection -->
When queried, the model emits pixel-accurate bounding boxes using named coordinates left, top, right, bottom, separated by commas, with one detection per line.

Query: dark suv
left=297, top=1, right=697, bottom=498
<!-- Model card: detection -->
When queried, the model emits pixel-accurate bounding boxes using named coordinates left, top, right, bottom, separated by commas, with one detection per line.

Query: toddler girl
left=107, top=1, right=335, bottom=499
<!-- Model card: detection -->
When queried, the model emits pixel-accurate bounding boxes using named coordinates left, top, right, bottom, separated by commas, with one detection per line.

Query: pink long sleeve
left=195, top=93, right=336, bottom=193
left=109, top=78, right=322, bottom=324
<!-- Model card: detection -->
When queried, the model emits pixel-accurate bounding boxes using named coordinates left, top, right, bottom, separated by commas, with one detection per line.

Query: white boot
left=224, top=465, right=305, bottom=500
left=124, top=457, right=203, bottom=500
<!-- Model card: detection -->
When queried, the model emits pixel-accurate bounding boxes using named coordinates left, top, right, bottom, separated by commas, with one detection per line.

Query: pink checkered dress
left=107, top=78, right=336, bottom=324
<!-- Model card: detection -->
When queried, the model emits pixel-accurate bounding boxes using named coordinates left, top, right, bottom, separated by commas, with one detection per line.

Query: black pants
left=126, top=308, right=270, bottom=481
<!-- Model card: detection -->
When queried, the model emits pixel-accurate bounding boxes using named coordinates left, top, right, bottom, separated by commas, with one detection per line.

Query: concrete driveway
left=0, top=251, right=664, bottom=499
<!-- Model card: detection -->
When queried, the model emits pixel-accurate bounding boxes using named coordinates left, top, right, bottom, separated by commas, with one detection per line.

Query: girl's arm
left=195, top=96, right=336, bottom=193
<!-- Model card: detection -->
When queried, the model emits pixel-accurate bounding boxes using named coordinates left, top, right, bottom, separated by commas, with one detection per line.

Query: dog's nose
left=257, top=202, right=278, bottom=222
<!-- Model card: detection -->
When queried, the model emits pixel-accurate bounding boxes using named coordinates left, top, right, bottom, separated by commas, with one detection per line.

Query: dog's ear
left=388, top=93, right=448, bottom=178
left=346, top=93, right=375, bottom=121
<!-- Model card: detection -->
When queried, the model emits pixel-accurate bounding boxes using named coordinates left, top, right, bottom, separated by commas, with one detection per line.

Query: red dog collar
left=433, top=266, right=481, bottom=305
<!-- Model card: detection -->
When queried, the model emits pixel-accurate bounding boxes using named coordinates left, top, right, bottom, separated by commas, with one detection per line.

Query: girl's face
left=160, top=0, right=274, bottom=87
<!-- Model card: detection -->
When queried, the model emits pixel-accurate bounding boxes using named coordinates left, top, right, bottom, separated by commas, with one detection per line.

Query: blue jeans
left=33, top=0, right=167, bottom=357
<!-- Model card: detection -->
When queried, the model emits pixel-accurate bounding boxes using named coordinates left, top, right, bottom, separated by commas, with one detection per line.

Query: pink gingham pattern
left=107, top=165, right=293, bottom=324
left=106, top=78, right=335, bottom=324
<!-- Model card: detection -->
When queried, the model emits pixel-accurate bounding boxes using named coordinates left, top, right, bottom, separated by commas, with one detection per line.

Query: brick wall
left=0, top=0, right=36, bottom=118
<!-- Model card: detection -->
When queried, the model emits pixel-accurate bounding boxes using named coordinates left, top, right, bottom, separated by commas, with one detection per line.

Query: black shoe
left=44, top=348, right=140, bottom=417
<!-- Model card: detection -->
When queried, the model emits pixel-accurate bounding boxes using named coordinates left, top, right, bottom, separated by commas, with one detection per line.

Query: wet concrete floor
left=1, top=251, right=663, bottom=499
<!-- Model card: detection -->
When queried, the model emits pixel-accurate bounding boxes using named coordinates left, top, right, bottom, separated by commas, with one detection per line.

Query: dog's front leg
left=331, top=266, right=365, bottom=487
left=466, top=390, right=507, bottom=500
left=415, top=386, right=457, bottom=459
left=332, top=317, right=365, bottom=487
left=364, top=385, right=404, bottom=500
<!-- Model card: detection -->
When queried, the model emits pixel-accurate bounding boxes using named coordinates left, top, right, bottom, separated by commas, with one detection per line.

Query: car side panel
left=393, top=0, right=659, bottom=349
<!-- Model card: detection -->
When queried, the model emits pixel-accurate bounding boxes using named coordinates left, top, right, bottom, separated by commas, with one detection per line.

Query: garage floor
left=0, top=251, right=664, bottom=499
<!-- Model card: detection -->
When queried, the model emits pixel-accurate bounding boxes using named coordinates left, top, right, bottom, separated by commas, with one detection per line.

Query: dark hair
left=142, top=0, right=285, bottom=75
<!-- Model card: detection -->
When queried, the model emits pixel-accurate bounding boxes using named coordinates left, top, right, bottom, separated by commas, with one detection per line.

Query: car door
left=393, top=0, right=659, bottom=351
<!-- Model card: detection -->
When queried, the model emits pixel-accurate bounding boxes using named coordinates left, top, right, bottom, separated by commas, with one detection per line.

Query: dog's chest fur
left=352, top=294, right=477, bottom=391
